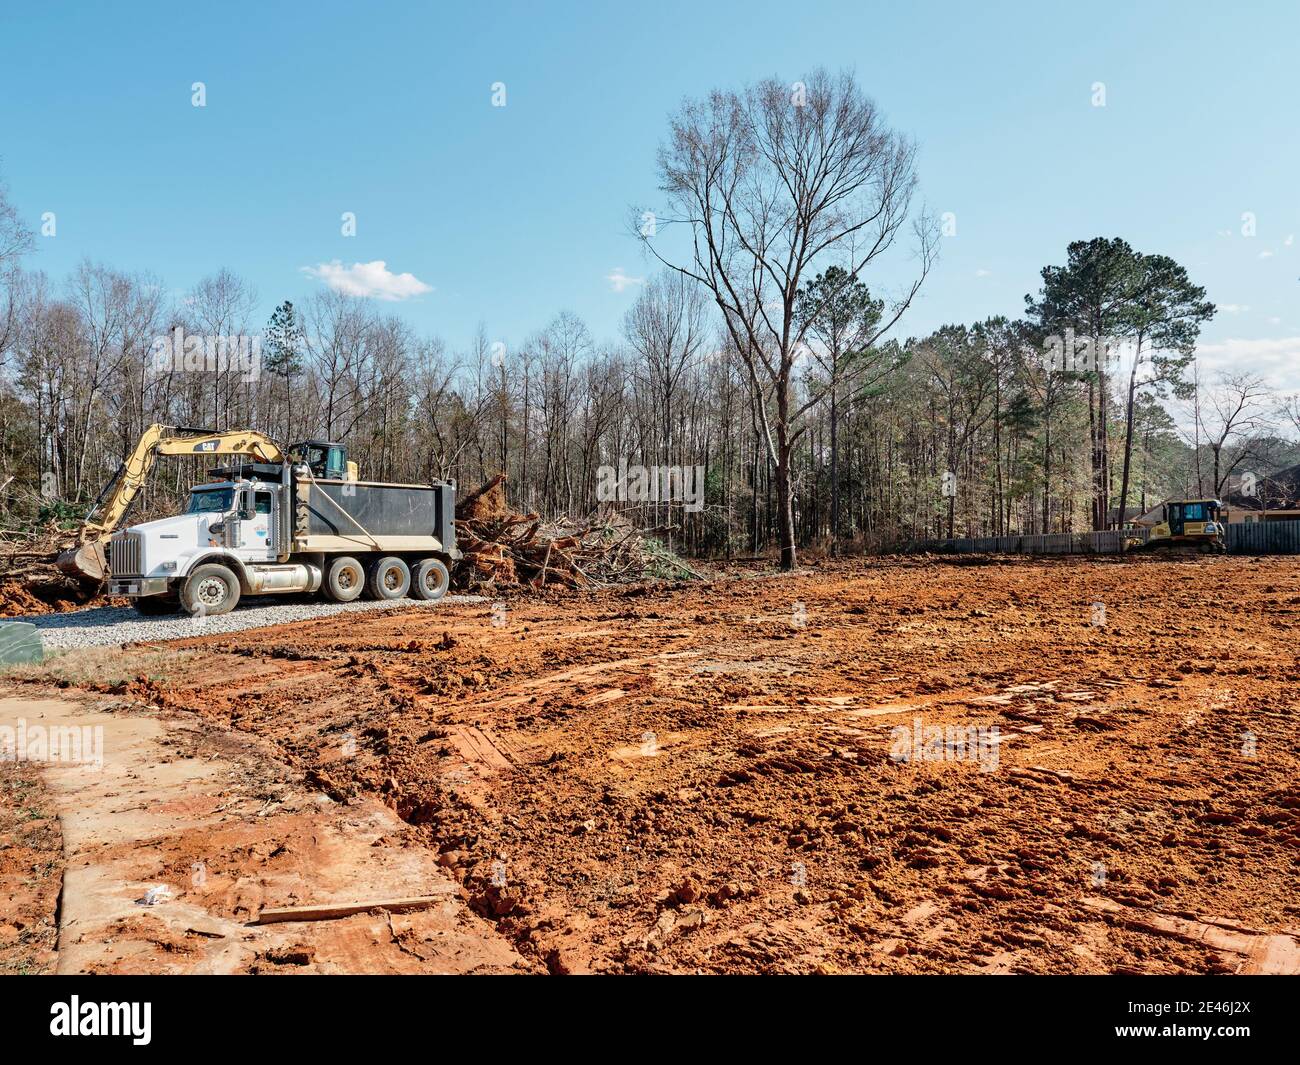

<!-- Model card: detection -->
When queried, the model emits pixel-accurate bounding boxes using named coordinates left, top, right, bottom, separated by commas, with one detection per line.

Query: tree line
left=1, top=71, right=1294, bottom=563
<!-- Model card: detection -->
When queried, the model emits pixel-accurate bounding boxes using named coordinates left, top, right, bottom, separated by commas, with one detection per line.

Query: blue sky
left=2, top=0, right=1297, bottom=385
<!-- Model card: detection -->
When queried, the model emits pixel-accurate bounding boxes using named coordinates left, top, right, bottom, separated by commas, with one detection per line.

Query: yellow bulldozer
left=1125, top=498, right=1226, bottom=555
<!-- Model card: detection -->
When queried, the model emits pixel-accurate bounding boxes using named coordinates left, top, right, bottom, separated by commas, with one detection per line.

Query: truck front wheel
left=366, top=556, right=410, bottom=600
left=180, top=564, right=241, bottom=617
left=324, top=556, right=365, bottom=602
left=411, top=558, right=450, bottom=601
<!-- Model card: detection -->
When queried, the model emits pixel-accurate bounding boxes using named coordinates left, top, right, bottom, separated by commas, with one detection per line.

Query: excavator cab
left=288, top=441, right=355, bottom=481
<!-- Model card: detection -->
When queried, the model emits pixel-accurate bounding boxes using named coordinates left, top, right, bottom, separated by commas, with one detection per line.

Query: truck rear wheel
left=411, top=558, right=450, bottom=601
left=366, top=556, right=410, bottom=600
left=180, top=564, right=241, bottom=616
left=324, top=556, right=365, bottom=602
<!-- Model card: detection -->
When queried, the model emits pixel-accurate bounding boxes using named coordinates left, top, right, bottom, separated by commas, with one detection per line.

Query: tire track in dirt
left=38, top=556, right=1300, bottom=973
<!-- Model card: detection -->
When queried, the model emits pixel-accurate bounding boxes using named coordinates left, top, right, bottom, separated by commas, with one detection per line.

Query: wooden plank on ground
left=254, top=891, right=455, bottom=925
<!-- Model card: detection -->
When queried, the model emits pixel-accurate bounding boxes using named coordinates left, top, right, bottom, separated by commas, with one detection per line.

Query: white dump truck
left=99, top=434, right=457, bottom=616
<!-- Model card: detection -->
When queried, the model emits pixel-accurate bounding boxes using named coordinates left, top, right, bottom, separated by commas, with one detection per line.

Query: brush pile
left=453, top=474, right=699, bottom=590
left=0, top=523, right=101, bottom=616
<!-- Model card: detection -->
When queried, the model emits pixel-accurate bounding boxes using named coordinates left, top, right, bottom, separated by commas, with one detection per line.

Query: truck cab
left=194, top=480, right=279, bottom=560
left=108, top=477, right=285, bottom=603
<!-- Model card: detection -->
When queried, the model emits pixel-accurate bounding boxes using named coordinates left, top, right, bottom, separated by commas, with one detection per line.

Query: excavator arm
left=58, top=424, right=285, bottom=582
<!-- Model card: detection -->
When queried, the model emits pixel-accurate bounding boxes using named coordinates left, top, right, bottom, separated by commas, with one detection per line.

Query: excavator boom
left=57, top=424, right=285, bottom=582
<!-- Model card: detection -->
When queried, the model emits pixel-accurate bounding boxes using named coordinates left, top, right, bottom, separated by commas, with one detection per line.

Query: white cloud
left=1268, top=316, right=1282, bottom=325
left=974, top=268, right=991, bottom=277
left=1197, top=335, right=1300, bottom=392
left=1215, top=229, right=1233, bottom=238
left=1286, top=234, right=1295, bottom=247
left=301, top=260, right=433, bottom=301
left=1259, top=250, right=1274, bottom=259
left=606, top=267, right=643, bottom=293
left=1220, top=303, right=1250, bottom=314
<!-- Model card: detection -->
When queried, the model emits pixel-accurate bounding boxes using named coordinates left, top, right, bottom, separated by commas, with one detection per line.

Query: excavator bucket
left=56, top=540, right=109, bottom=584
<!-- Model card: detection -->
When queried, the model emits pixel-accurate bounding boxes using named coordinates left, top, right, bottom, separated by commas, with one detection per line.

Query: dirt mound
left=0, top=522, right=86, bottom=615
left=0, top=520, right=118, bottom=616
left=456, top=473, right=512, bottom=523
left=0, top=579, right=107, bottom=617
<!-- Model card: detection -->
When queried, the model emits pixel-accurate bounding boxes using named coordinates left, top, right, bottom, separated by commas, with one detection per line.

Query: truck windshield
left=186, top=488, right=234, bottom=514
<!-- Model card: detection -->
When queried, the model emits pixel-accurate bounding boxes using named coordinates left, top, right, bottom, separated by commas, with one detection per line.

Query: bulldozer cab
left=1128, top=498, right=1225, bottom=555
left=289, top=441, right=349, bottom=480
left=1164, top=499, right=1220, bottom=536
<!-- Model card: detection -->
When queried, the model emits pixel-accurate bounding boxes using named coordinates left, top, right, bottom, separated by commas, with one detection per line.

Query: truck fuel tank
left=244, top=562, right=322, bottom=595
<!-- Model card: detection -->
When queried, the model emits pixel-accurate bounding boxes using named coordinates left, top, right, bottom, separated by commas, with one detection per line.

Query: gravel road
left=18, top=594, right=485, bottom=651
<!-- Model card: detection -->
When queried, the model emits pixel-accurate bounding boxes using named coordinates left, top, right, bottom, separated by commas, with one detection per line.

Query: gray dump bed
left=302, top=480, right=457, bottom=556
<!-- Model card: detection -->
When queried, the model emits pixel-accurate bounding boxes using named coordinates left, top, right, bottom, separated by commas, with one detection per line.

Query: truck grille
left=109, top=534, right=142, bottom=577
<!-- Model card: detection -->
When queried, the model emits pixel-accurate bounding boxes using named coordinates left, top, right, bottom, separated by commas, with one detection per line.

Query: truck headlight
left=158, top=560, right=177, bottom=572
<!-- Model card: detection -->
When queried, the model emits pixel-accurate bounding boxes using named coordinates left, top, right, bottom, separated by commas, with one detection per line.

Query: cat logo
left=193, top=441, right=219, bottom=452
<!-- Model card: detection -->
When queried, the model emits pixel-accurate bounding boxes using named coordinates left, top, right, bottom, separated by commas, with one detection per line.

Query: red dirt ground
left=10, top=554, right=1300, bottom=973
left=0, top=761, right=61, bottom=974
left=0, top=579, right=114, bottom=617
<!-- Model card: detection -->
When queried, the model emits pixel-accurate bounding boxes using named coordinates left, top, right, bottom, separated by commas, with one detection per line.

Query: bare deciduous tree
left=639, top=68, right=936, bottom=569
left=1196, top=371, right=1274, bottom=496
left=624, top=271, right=709, bottom=532
left=0, top=172, right=34, bottom=363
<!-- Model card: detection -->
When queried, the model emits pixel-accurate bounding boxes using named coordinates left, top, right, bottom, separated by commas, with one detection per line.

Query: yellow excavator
left=57, top=424, right=287, bottom=582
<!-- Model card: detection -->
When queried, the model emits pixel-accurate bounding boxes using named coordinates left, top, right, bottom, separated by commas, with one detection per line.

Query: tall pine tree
left=264, top=300, right=305, bottom=440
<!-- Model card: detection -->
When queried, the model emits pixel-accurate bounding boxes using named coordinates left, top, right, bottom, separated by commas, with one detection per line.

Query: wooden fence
left=1225, top=520, right=1300, bottom=554
left=906, top=520, right=1300, bottom=556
